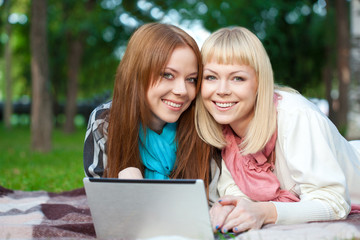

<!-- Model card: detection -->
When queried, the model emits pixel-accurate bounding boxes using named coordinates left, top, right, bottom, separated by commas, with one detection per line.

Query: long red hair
left=105, top=23, right=215, bottom=189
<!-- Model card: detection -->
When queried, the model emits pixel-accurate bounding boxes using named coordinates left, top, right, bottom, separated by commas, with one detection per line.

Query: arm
left=274, top=95, right=351, bottom=224
left=118, top=167, right=143, bottom=179
left=211, top=160, right=256, bottom=232
left=217, top=160, right=251, bottom=200
left=83, top=103, right=110, bottom=178
left=208, top=159, right=221, bottom=207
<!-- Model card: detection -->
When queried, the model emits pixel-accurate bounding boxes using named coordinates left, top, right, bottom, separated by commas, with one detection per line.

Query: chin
left=162, top=116, right=181, bottom=124
left=212, top=117, right=232, bottom=125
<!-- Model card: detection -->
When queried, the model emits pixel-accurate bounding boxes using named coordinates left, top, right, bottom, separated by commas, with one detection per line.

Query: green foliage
left=174, top=0, right=335, bottom=97
left=0, top=0, right=338, bottom=103
left=0, top=125, right=86, bottom=192
left=0, top=0, right=31, bottom=100
left=47, top=0, right=121, bottom=101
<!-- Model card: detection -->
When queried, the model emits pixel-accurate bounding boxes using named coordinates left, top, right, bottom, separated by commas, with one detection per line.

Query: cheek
left=187, top=85, right=197, bottom=101
left=200, top=84, right=210, bottom=99
left=246, top=93, right=257, bottom=109
left=145, top=89, right=152, bottom=105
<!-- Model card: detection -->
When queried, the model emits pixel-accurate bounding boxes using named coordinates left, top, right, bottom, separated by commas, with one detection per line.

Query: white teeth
left=163, top=100, right=182, bottom=108
left=215, top=102, right=235, bottom=108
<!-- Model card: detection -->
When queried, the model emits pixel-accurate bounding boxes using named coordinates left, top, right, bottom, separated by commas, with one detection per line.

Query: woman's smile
left=213, top=101, right=238, bottom=109
left=162, top=99, right=183, bottom=109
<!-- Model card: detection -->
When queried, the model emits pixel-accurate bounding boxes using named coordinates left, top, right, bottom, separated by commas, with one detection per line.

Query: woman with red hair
left=83, top=23, right=219, bottom=197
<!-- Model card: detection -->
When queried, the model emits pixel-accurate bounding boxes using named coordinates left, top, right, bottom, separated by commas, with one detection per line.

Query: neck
left=230, top=124, right=246, bottom=139
left=149, top=124, right=164, bottom=134
left=230, top=121, right=250, bottom=139
left=229, top=113, right=254, bottom=139
left=148, top=116, right=166, bottom=134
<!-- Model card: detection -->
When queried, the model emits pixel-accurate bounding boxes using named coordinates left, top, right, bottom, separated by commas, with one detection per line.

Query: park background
left=1, top=0, right=360, bottom=192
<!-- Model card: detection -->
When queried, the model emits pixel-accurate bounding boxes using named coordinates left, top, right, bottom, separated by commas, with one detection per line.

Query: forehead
left=203, top=46, right=251, bottom=67
left=166, top=46, right=197, bottom=66
left=203, top=61, right=256, bottom=77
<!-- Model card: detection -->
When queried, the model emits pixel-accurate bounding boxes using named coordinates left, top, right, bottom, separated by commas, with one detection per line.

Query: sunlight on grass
left=0, top=125, right=86, bottom=192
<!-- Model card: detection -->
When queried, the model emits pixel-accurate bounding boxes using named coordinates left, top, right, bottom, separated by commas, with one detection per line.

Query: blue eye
left=205, top=75, right=216, bottom=81
left=187, top=77, right=197, bottom=83
left=233, top=76, right=244, bottom=81
left=162, top=72, right=174, bottom=80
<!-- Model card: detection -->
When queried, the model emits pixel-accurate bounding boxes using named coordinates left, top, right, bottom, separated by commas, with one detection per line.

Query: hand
left=216, top=195, right=277, bottom=234
left=209, top=199, right=235, bottom=232
left=118, top=167, right=143, bottom=179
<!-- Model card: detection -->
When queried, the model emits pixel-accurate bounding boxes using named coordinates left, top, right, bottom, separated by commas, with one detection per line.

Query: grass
left=0, top=124, right=86, bottom=192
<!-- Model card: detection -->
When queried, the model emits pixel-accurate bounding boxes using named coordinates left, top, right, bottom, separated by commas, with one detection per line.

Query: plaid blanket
left=0, top=185, right=95, bottom=239
left=1, top=185, right=360, bottom=240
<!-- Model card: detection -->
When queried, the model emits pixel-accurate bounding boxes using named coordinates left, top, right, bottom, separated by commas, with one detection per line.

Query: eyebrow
left=204, top=68, right=247, bottom=75
left=165, top=67, right=198, bottom=76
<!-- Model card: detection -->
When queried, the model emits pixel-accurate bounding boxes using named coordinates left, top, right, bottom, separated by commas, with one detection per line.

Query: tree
left=334, top=0, right=350, bottom=134
left=30, top=0, right=52, bottom=151
left=3, top=0, right=13, bottom=129
left=323, top=0, right=336, bottom=127
left=63, top=0, right=96, bottom=133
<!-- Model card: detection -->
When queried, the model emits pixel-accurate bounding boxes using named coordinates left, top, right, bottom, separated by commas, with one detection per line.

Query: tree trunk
left=63, top=0, right=94, bottom=133
left=63, top=37, right=83, bottom=133
left=323, top=0, right=336, bottom=122
left=323, top=50, right=334, bottom=118
left=4, top=0, right=12, bottom=129
left=30, top=0, right=52, bottom=152
left=335, top=0, right=350, bottom=135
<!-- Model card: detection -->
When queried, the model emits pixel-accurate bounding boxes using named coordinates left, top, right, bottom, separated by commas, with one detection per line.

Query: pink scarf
left=351, top=204, right=360, bottom=214
left=222, top=125, right=299, bottom=202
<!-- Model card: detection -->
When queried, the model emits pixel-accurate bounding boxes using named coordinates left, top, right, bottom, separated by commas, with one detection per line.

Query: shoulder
left=87, top=101, right=112, bottom=125
left=86, top=100, right=112, bottom=133
left=275, top=90, right=322, bottom=114
left=275, top=90, right=337, bottom=138
left=90, top=100, right=112, bottom=120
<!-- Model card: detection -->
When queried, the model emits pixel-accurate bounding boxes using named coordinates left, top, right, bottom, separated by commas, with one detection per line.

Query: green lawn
left=0, top=124, right=86, bottom=192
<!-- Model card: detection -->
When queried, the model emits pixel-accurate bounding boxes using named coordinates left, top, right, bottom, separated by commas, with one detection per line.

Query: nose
left=216, top=80, right=231, bottom=96
left=172, top=78, right=188, bottom=96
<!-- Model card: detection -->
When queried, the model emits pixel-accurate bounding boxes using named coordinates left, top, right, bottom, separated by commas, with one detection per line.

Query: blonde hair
left=195, top=26, right=277, bottom=155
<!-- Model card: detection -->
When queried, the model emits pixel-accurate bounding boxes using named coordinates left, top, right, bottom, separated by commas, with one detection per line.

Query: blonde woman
left=195, top=26, right=360, bottom=233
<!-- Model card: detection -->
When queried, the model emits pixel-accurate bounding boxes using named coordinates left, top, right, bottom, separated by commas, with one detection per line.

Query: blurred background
left=0, top=0, right=359, bottom=191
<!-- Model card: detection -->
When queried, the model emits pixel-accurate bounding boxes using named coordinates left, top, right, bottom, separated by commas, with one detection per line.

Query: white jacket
left=218, top=90, right=360, bottom=224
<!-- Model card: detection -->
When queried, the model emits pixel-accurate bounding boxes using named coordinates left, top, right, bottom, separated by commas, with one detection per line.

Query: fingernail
left=218, top=200, right=222, bottom=203
left=215, top=225, right=219, bottom=230
left=222, top=228, right=227, bottom=233
left=234, top=227, right=238, bottom=232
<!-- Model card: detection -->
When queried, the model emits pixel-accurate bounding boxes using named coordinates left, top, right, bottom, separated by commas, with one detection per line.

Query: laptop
left=83, top=177, right=214, bottom=240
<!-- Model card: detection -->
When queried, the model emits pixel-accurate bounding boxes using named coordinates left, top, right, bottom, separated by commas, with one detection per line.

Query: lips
left=214, top=101, right=236, bottom=108
left=162, top=99, right=183, bottom=108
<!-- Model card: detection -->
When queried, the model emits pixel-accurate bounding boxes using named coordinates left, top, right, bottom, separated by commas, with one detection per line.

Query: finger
left=218, top=198, right=237, bottom=206
left=231, top=216, right=262, bottom=233
left=218, top=195, right=243, bottom=206
left=212, top=205, right=234, bottom=232
left=209, top=203, right=223, bottom=231
left=210, top=204, right=234, bottom=232
left=232, top=222, right=252, bottom=233
left=209, top=203, right=221, bottom=231
left=220, top=208, right=248, bottom=233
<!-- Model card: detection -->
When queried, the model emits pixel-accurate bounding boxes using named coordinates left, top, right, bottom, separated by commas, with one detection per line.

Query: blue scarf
left=139, top=123, right=177, bottom=179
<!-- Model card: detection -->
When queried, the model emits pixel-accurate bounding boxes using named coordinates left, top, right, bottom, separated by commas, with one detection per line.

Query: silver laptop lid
left=83, top=178, right=214, bottom=240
